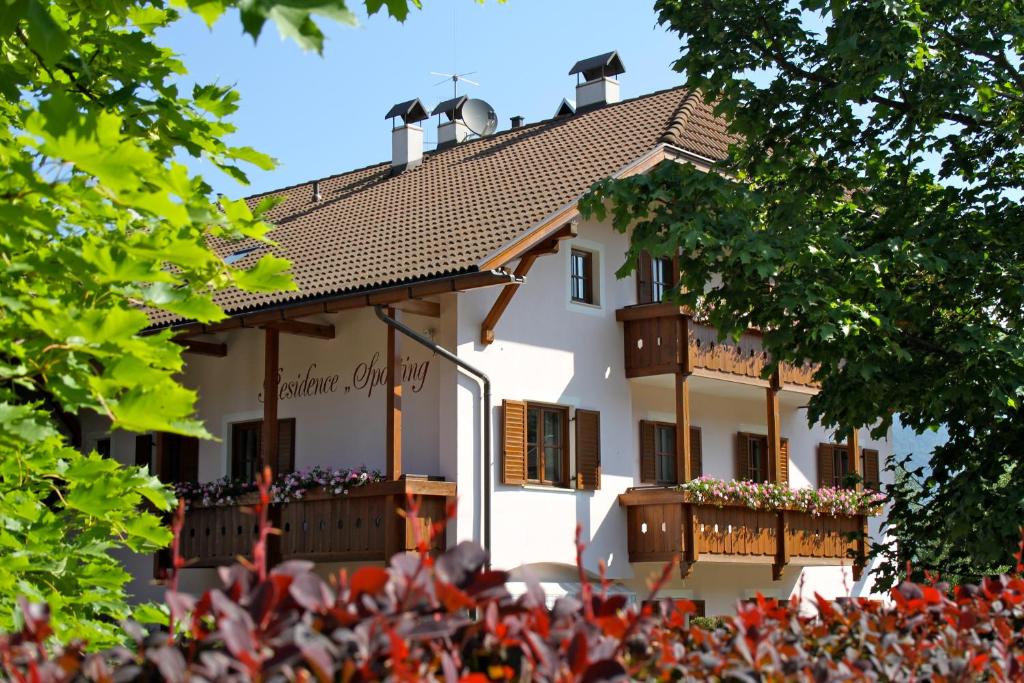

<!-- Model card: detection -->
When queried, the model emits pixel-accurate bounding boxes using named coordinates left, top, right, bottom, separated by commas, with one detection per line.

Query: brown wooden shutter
left=502, top=400, right=527, bottom=485
left=689, top=426, right=702, bottom=479
left=134, top=434, right=153, bottom=473
left=779, top=438, right=789, bottom=486
left=818, top=443, right=834, bottom=488
left=639, top=420, right=657, bottom=483
left=862, top=449, right=881, bottom=490
left=575, top=409, right=601, bottom=490
left=636, top=251, right=654, bottom=304
left=692, top=599, right=706, bottom=617
left=180, top=436, right=199, bottom=484
left=735, top=432, right=751, bottom=480
left=277, top=418, right=296, bottom=475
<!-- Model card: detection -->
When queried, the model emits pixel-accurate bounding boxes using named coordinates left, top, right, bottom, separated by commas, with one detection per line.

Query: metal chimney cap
left=431, top=95, right=469, bottom=121
left=385, top=98, right=429, bottom=124
left=568, top=51, right=625, bottom=81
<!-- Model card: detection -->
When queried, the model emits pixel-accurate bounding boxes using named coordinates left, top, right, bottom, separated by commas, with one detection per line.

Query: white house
left=81, top=52, right=891, bottom=617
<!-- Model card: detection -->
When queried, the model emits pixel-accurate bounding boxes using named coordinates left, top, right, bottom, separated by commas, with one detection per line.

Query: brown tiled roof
left=151, top=86, right=735, bottom=328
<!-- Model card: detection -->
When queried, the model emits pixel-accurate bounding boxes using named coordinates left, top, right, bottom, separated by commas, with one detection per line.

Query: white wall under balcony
left=181, top=306, right=443, bottom=479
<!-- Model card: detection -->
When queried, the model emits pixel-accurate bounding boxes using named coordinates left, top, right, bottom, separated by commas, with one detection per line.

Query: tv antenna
left=430, top=71, right=479, bottom=99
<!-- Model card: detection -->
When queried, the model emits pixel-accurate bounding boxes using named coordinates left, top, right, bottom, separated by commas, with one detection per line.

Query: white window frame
left=565, top=238, right=605, bottom=316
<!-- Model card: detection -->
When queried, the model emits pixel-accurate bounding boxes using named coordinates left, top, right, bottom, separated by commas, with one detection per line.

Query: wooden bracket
left=261, top=320, right=335, bottom=340
left=173, top=338, right=227, bottom=357
left=679, top=560, right=693, bottom=580
left=480, top=222, right=578, bottom=345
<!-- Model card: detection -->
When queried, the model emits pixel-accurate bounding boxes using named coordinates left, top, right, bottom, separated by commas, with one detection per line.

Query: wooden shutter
left=277, top=418, right=296, bottom=475
left=134, top=434, right=153, bottom=473
left=180, top=436, right=199, bottom=484
left=689, top=426, right=702, bottom=479
left=636, top=251, right=654, bottom=304
left=575, top=409, right=601, bottom=490
left=502, top=400, right=527, bottom=485
left=817, top=444, right=835, bottom=488
left=639, top=420, right=657, bottom=483
left=862, top=449, right=881, bottom=490
left=779, top=438, right=789, bottom=486
left=735, top=432, right=751, bottom=480
left=692, top=599, right=706, bottom=617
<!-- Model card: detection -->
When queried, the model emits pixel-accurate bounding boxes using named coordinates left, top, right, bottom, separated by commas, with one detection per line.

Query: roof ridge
left=660, top=88, right=703, bottom=147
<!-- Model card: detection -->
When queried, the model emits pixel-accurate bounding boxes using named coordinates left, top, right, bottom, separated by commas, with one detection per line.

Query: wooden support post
left=681, top=503, right=698, bottom=578
left=386, top=307, right=402, bottom=480
left=766, top=372, right=782, bottom=483
left=262, top=327, right=280, bottom=477
left=773, top=510, right=790, bottom=581
left=853, top=514, right=868, bottom=581
left=848, top=427, right=861, bottom=490
left=675, top=372, right=692, bottom=483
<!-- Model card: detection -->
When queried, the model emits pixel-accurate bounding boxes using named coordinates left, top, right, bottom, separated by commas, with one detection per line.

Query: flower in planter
left=676, top=476, right=884, bottom=516
left=174, top=465, right=384, bottom=507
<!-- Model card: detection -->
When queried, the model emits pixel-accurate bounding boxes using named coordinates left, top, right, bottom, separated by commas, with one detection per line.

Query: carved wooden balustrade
left=615, top=303, right=818, bottom=390
left=618, top=488, right=865, bottom=580
left=179, top=477, right=455, bottom=568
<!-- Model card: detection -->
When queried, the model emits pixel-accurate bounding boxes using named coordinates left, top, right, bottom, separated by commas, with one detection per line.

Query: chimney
left=568, top=51, right=625, bottom=111
left=384, top=98, right=429, bottom=173
left=510, top=115, right=524, bottom=129
left=431, top=96, right=470, bottom=148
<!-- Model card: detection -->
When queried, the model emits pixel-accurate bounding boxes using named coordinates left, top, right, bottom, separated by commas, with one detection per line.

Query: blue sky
left=158, top=1, right=684, bottom=197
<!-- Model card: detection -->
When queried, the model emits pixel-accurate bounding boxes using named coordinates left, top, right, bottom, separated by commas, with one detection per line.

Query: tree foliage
left=580, top=0, right=1024, bottom=587
left=0, top=0, right=426, bottom=647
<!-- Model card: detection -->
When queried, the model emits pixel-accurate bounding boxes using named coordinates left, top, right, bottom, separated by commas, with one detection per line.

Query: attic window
left=224, top=246, right=259, bottom=265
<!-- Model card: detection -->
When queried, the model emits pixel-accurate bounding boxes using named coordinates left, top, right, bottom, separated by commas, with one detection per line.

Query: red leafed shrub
left=4, top=469, right=1024, bottom=682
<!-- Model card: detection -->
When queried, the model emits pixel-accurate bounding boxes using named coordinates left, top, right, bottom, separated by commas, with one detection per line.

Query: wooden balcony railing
left=179, top=477, right=455, bottom=568
left=615, top=304, right=818, bottom=390
left=619, top=488, right=865, bottom=580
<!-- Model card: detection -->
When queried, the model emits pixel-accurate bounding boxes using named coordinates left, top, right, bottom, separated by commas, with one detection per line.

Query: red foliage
left=3, top=475, right=1024, bottom=681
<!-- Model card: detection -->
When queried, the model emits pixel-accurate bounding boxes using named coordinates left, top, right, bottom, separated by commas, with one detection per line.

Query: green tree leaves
left=0, top=0, right=431, bottom=649
left=583, top=0, right=1024, bottom=587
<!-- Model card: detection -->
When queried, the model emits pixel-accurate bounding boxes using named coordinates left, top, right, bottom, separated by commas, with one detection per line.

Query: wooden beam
left=262, top=327, right=280, bottom=477
left=766, top=372, right=782, bottom=483
left=393, top=299, right=440, bottom=318
left=480, top=253, right=539, bottom=345
left=848, top=427, right=861, bottom=490
left=262, top=320, right=334, bottom=340
left=385, top=307, right=402, bottom=480
left=174, top=338, right=227, bottom=357
left=675, top=372, right=692, bottom=483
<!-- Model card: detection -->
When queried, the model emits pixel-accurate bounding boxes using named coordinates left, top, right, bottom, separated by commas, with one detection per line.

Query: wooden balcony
left=615, top=303, right=818, bottom=390
left=619, top=488, right=866, bottom=580
left=179, top=477, right=455, bottom=568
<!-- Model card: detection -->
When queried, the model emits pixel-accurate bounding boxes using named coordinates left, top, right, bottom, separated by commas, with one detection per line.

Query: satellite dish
left=461, top=98, right=498, bottom=137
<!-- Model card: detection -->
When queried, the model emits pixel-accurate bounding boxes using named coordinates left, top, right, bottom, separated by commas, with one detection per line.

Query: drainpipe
left=374, top=305, right=492, bottom=567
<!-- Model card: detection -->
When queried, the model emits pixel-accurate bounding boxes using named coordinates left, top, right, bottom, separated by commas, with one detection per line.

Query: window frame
left=569, top=248, right=594, bottom=304
left=742, top=433, right=771, bottom=483
left=651, top=421, right=677, bottom=485
left=230, top=418, right=296, bottom=481
left=650, top=255, right=675, bottom=302
left=525, top=402, right=570, bottom=487
left=832, top=444, right=851, bottom=487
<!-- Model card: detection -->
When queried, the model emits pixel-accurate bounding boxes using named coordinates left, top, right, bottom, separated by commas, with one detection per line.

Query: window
left=95, top=437, right=111, bottom=458
left=655, top=424, right=675, bottom=484
left=525, top=403, right=569, bottom=486
left=231, top=418, right=296, bottom=481
left=738, top=433, right=770, bottom=483
left=651, top=256, right=674, bottom=302
left=570, top=249, right=595, bottom=304
left=832, top=445, right=851, bottom=486
left=637, top=251, right=677, bottom=304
